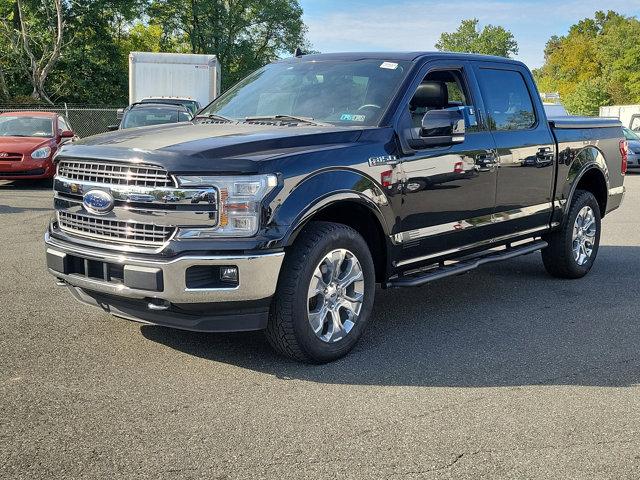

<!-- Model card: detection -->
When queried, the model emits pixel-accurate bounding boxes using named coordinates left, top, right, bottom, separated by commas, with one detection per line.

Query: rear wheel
left=266, top=222, right=375, bottom=363
left=542, top=190, right=601, bottom=278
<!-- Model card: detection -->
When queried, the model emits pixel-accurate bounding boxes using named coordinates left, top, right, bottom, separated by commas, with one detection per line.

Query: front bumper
left=45, top=232, right=285, bottom=331
left=0, top=157, right=54, bottom=179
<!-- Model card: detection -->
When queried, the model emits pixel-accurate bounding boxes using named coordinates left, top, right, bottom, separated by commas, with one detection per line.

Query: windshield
left=122, top=107, right=191, bottom=129
left=0, top=116, right=53, bottom=137
left=623, top=127, right=640, bottom=141
left=200, top=59, right=411, bottom=126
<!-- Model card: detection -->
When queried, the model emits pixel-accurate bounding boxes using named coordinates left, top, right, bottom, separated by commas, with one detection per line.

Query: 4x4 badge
left=368, top=155, right=398, bottom=167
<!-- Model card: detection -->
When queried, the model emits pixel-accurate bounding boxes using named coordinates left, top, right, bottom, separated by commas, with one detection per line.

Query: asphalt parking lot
left=1, top=175, right=640, bottom=479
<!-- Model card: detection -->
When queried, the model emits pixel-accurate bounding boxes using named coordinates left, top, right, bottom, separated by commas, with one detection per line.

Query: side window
left=58, top=116, right=70, bottom=131
left=408, top=69, right=479, bottom=132
left=477, top=69, right=536, bottom=131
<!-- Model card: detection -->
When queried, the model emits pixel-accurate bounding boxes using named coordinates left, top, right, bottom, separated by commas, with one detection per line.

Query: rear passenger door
left=474, top=63, right=555, bottom=236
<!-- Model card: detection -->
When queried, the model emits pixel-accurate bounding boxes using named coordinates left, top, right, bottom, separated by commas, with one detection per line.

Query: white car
left=543, top=103, right=569, bottom=117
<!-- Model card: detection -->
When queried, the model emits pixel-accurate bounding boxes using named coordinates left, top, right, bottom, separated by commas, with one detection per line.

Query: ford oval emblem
left=83, top=189, right=114, bottom=215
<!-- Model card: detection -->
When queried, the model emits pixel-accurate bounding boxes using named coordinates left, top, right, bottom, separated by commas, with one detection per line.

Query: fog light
left=220, top=266, right=238, bottom=283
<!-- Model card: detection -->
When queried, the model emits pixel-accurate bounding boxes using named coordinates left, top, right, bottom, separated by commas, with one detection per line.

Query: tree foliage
left=435, top=18, right=518, bottom=58
left=534, top=10, right=640, bottom=115
left=0, top=0, right=308, bottom=105
left=148, top=0, right=308, bottom=90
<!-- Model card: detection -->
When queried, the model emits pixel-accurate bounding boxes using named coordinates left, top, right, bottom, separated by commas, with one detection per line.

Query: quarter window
left=477, top=69, right=536, bottom=131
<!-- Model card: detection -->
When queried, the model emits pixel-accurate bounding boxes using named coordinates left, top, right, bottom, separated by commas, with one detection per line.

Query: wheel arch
left=562, top=146, right=610, bottom=224
left=276, top=170, right=394, bottom=283
left=295, top=198, right=390, bottom=282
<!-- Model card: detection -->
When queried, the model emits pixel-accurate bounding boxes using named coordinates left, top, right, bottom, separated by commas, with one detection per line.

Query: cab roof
left=281, top=51, right=525, bottom=66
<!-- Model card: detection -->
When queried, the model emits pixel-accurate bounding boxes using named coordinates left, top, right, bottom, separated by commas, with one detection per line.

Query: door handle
left=535, top=147, right=554, bottom=165
left=536, top=147, right=553, bottom=158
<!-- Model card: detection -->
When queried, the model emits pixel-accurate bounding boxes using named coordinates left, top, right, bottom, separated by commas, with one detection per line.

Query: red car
left=0, top=111, right=76, bottom=180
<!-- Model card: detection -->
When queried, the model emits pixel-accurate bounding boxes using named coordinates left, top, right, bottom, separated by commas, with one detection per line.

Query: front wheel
left=542, top=190, right=601, bottom=278
left=266, top=222, right=376, bottom=363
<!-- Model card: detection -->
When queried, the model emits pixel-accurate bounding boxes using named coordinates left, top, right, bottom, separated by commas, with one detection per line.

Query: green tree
left=0, top=0, right=65, bottom=103
left=563, top=78, right=611, bottom=116
left=435, top=18, right=518, bottom=58
left=535, top=11, right=640, bottom=115
left=148, top=0, right=309, bottom=90
left=0, top=0, right=148, bottom=104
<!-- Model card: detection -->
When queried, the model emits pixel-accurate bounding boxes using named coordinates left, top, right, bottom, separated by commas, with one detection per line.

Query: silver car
left=623, top=127, right=640, bottom=170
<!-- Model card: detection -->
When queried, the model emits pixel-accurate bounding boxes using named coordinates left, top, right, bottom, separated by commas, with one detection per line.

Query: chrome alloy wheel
left=572, top=206, right=597, bottom=266
left=307, top=249, right=365, bottom=343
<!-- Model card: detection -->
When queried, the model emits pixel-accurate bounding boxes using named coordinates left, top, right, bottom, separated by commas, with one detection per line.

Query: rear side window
left=477, top=69, right=536, bottom=131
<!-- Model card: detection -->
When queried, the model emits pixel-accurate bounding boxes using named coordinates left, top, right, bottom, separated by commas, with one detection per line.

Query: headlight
left=31, top=146, right=52, bottom=159
left=176, top=174, right=278, bottom=238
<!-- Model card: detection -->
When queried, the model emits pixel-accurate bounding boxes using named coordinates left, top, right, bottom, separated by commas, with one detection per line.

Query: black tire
left=265, top=221, right=376, bottom=363
left=542, top=190, right=601, bottom=279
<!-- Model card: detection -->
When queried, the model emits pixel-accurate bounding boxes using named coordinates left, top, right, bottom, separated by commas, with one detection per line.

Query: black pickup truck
left=45, top=52, right=627, bottom=363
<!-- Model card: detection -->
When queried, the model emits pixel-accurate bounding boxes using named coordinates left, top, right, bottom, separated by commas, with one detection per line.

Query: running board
left=386, top=240, right=548, bottom=288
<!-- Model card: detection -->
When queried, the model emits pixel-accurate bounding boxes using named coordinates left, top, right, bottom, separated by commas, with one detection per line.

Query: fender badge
left=368, top=155, right=398, bottom=167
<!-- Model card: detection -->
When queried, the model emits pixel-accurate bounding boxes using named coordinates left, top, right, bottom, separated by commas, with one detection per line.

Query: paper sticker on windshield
left=341, top=113, right=366, bottom=122
left=380, top=62, right=398, bottom=70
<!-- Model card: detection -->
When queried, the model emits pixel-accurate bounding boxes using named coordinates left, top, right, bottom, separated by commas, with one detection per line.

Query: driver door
left=395, top=62, right=499, bottom=266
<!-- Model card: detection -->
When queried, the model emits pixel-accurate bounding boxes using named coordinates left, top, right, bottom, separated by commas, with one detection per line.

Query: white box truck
left=129, top=52, right=221, bottom=114
left=599, top=105, right=640, bottom=131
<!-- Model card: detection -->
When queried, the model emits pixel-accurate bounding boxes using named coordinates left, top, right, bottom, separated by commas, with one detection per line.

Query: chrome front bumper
left=45, top=232, right=285, bottom=305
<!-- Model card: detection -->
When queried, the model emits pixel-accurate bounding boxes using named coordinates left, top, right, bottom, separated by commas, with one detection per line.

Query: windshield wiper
left=243, top=115, right=331, bottom=127
left=194, top=113, right=236, bottom=123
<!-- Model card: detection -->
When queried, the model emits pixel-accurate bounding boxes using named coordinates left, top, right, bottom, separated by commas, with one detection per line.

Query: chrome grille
left=57, top=159, right=172, bottom=187
left=58, top=211, right=175, bottom=246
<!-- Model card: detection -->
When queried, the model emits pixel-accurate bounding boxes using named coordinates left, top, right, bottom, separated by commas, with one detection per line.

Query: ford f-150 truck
left=45, top=52, right=626, bottom=363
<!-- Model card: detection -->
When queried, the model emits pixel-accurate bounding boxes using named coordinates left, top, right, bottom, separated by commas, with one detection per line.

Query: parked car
left=0, top=111, right=75, bottom=180
left=109, top=102, right=192, bottom=130
left=46, top=52, right=626, bottom=363
left=623, top=127, right=640, bottom=169
left=139, top=97, right=201, bottom=116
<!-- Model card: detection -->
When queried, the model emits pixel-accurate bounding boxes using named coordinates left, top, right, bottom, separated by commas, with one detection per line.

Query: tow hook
left=147, top=299, right=171, bottom=311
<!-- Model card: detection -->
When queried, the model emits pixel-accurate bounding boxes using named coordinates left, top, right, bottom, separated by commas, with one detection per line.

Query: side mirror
left=418, top=108, right=465, bottom=147
left=60, top=130, right=75, bottom=138
left=107, top=124, right=120, bottom=131
left=116, top=108, right=125, bottom=120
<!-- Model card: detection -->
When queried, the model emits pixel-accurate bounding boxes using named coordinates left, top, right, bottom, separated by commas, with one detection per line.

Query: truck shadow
left=0, top=179, right=53, bottom=190
left=141, top=245, right=640, bottom=388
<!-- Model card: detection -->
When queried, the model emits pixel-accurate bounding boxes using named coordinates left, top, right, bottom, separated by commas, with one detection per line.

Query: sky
left=299, top=0, right=640, bottom=68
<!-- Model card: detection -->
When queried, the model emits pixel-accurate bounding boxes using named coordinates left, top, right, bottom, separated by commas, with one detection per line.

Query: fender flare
left=273, top=169, right=395, bottom=246
left=560, top=145, right=610, bottom=225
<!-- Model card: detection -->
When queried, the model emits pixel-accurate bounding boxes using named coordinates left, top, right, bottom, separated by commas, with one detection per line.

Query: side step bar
left=386, top=240, right=548, bottom=288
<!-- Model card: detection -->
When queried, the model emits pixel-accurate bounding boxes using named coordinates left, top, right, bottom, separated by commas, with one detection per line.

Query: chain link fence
left=0, top=104, right=121, bottom=139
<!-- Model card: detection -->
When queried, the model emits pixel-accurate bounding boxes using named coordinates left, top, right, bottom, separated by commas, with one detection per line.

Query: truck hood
left=0, top=136, right=52, bottom=154
left=61, top=122, right=366, bottom=174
